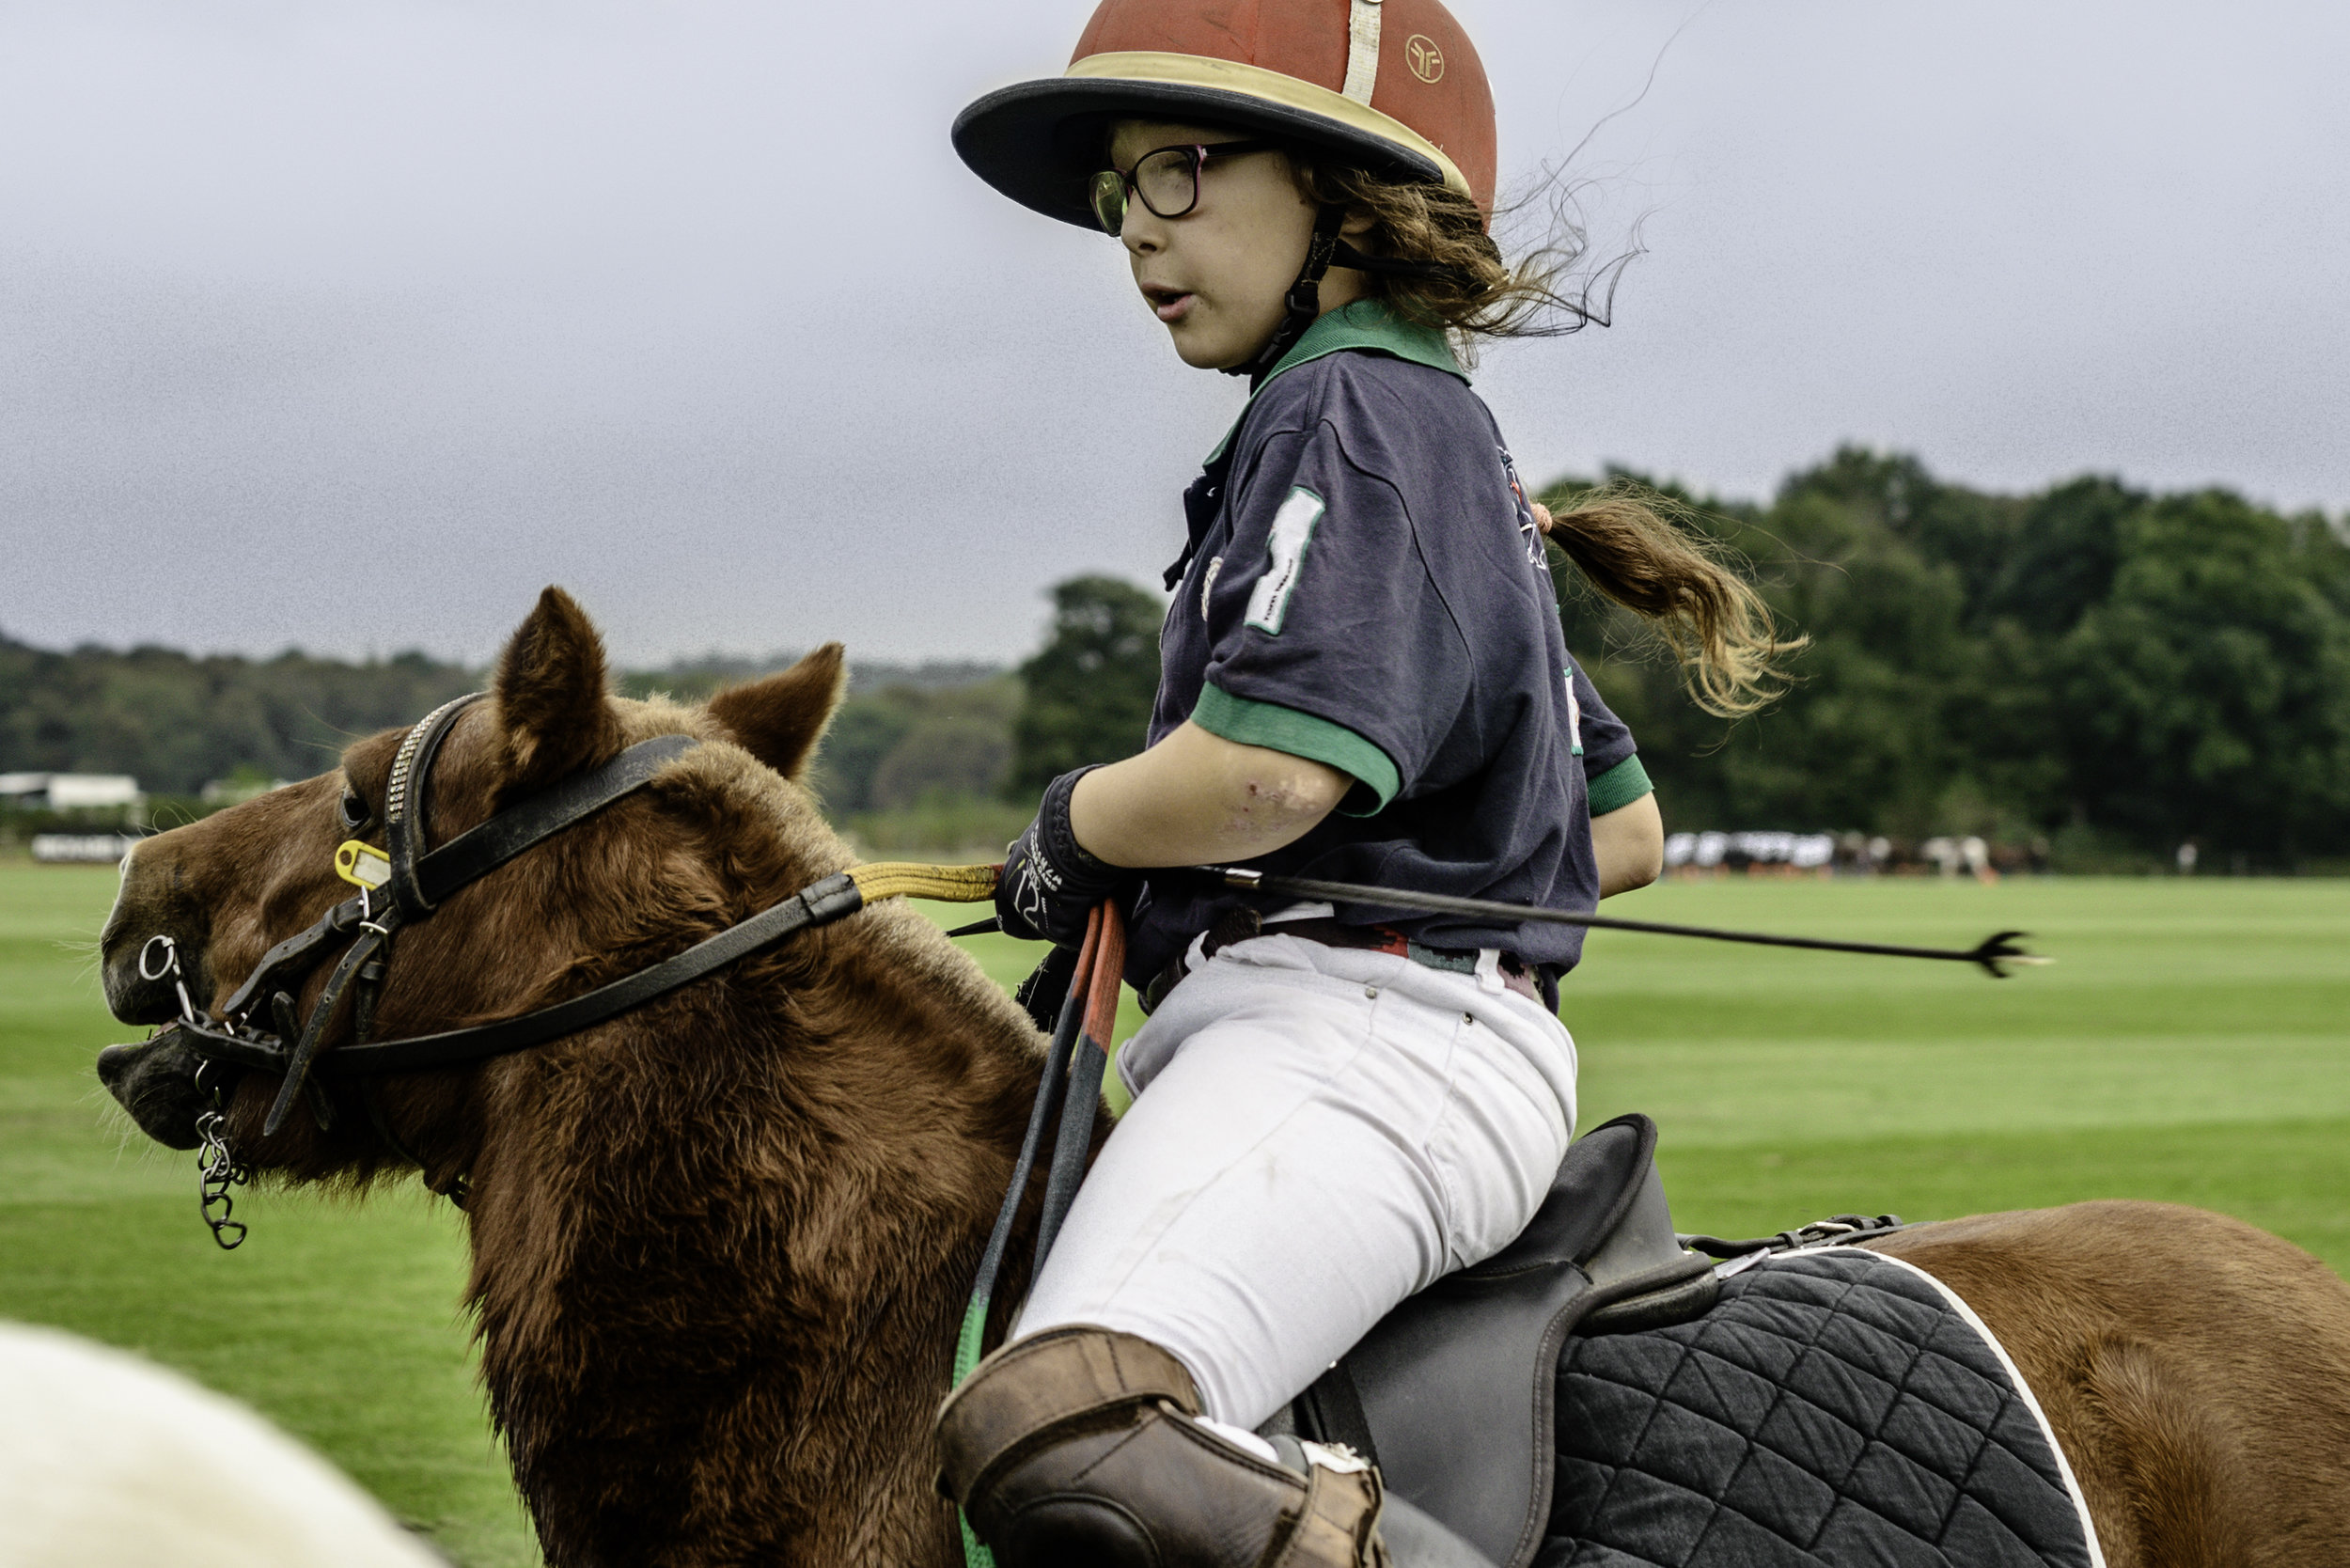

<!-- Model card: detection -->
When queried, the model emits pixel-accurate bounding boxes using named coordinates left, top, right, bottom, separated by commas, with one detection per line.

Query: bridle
left=151, top=691, right=995, bottom=1242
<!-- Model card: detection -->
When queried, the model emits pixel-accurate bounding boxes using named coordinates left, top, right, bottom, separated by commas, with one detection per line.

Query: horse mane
left=441, top=694, right=1049, bottom=1567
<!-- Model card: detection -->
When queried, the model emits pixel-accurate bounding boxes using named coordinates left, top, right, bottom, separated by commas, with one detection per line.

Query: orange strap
left=1082, top=900, right=1126, bottom=1049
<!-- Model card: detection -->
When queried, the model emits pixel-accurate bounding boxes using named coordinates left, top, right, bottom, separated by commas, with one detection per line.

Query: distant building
left=0, top=773, right=144, bottom=811
left=200, top=776, right=294, bottom=806
left=31, top=834, right=140, bottom=865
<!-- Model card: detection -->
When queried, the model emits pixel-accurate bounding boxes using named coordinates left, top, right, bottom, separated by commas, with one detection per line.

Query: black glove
left=998, top=767, right=1125, bottom=948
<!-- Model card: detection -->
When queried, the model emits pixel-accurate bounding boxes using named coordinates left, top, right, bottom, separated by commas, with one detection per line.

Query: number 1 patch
left=1246, top=487, right=1325, bottom=635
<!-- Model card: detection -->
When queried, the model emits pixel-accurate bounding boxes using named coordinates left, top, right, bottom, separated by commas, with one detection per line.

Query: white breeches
left=1011, top=933, right=1579, bottom=1428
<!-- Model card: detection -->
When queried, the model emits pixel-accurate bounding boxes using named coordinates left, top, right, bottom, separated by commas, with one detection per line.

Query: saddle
left=1266, top=1113, right=1716, bottom=1568
left=1267, top=1115, right=2097, bottom=1568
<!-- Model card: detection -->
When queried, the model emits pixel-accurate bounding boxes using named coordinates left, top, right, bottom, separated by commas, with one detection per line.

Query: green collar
left=1206, top=301, right=1466, bottom=464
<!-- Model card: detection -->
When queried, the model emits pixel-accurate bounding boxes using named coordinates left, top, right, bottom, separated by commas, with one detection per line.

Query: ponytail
left=1539, top=480, right=1804, bottom=717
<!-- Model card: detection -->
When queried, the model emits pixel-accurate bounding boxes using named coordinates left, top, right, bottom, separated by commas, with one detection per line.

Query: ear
left=493, top=587, right=620, bottom=794
left=706, top=643, right=847, bottom=781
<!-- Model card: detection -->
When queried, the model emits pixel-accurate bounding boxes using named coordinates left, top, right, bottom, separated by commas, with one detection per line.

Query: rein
left=164, top=692, right=1002, bottom=1200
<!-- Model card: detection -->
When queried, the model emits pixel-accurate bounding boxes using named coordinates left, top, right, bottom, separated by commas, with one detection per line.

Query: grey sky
left=5, top=0, right=2345, bottom=668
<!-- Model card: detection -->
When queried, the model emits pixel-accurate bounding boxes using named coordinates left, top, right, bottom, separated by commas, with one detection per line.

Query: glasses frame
left=1090, top=139, right=1282, bottom=236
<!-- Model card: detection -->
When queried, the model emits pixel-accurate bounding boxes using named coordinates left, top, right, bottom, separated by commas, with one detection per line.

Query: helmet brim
left=953, top=74, right=1451, bottom=231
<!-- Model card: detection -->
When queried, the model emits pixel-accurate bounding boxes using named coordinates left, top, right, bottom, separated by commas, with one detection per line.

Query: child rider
left=937, top=4, right=1791, bottom=1564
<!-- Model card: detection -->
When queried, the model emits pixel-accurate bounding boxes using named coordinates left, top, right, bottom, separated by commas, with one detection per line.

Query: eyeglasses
left=1089, top=140, right=1281, bottom=236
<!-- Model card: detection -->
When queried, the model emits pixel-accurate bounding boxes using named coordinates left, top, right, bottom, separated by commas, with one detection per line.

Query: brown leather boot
left=935, top=1325, right=1390, bottom=1567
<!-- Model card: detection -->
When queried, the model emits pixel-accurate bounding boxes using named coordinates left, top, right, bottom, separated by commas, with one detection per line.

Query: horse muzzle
left=101, top=939, right=207, bottom=1027
left=95, top=1030, right=212, bottom=1151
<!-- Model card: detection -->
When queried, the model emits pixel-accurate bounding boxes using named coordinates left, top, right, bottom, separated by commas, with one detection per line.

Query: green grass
left=4, top=866, right=2345, bottom=1563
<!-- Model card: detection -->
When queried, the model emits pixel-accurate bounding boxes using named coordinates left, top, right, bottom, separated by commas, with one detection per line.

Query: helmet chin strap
left=1227, top=203, right=1476, bottom=384
left=1227, top=204, right=1349, bottom=383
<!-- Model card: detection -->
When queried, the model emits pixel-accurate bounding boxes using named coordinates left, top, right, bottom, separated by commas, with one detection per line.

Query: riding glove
left=998, top=766, right=1125, bottom=948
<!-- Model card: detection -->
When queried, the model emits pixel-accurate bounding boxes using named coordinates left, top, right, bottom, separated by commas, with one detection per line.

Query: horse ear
left=706, top=643, right=847, bottom=781
left=493, top=587, right=620, bottom=793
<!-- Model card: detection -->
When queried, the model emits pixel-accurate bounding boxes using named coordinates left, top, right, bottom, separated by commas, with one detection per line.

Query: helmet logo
left=1405, top=34, right=1445, bottom=83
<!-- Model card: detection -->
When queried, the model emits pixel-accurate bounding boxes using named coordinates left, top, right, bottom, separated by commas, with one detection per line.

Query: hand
left=997, top=767, right=1126, bottom=947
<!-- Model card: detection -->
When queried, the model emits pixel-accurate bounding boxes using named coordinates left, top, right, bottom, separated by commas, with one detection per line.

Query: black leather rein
left=166, top=693, right=879, bottom=1137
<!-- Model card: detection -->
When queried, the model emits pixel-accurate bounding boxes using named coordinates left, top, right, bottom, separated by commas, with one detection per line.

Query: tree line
left=8, top=450, right=2345, bottom=866
left=1546, top=449, right=2350, bottom=869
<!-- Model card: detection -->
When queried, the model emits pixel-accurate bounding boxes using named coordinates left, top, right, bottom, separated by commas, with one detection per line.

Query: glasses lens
left=1133, top=148, right=1200, bottom=219
left=1089, top=168, right=1127, bottom=235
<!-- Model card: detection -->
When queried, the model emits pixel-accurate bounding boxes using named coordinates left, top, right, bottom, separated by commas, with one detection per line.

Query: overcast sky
left=5, top=0, right=2345, bottom=668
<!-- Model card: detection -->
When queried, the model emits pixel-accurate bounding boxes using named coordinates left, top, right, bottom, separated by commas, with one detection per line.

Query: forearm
left=1067, top=721, right=1349, bottom=869
left=1591, top=792, right=1664, bottom=898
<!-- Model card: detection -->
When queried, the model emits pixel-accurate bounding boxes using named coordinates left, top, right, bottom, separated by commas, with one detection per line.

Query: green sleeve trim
left=1193, top=682, right=1402, bottom=816
left=1586, top=755, right=1654, bottom=817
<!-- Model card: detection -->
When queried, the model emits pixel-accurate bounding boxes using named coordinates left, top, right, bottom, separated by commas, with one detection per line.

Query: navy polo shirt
left=1126, top=301, right=1653, bottom=994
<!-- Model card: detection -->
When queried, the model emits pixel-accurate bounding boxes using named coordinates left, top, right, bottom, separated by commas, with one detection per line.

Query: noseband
left=163, top=694, right=992, bottom=1183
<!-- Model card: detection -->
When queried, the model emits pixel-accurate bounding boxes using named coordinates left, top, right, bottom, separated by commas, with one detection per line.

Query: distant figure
left=0, top=1320, right=447, bottom=1568
left=1961, top=835, right=1996, bottom=884
left=2177, top=840, right=2200, bottom=875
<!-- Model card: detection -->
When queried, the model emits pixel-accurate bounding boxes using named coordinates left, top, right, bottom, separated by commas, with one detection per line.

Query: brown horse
left=93, top=589, right=2350, bottom=1568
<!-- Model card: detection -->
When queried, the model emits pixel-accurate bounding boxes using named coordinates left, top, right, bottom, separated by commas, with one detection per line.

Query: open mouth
left=1141, top=286, right=1194, bottom=323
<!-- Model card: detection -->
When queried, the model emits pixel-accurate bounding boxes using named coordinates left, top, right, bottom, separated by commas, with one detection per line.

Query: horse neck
left=461, top=920, right=1045, bottom=1568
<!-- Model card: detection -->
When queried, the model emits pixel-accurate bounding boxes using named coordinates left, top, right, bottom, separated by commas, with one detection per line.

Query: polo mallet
left=1197, top=869, right=2048, bottom=977
left=945, top=866, right=2046, bottom=976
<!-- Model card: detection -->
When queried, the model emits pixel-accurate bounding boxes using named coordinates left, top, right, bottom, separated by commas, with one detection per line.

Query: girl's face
left=1105, top=118, right=1367, bottom=370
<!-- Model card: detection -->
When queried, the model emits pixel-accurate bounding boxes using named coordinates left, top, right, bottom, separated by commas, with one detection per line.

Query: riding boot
left=935, top=1325, right=1391, bottom=1567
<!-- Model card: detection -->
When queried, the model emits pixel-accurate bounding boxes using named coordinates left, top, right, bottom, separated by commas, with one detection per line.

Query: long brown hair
left=1297, top=163, right=1630, bottom=345
left=1537, top=481, right=1803, bottom=717
left=1292, top=161, right=1800, bottom=714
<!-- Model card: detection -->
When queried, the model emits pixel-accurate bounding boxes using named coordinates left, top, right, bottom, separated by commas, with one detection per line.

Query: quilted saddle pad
left=1538, top=1247, right=2105, bottom=1567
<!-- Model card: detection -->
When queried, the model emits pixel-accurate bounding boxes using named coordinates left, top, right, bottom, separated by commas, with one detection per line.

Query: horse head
left=95, top=586, right=850, bottom=1187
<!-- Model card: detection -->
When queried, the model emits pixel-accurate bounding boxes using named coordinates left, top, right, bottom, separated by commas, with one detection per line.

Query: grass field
left=4, top=864, right=2345, bottom=1564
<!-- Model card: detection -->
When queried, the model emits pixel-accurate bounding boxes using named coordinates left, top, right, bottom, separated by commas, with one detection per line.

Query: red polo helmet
left=954, top=0, right=1498, bottom=230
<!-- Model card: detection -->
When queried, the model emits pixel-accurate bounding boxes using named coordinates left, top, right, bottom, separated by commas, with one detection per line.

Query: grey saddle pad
left=1539, top=1247, right=2104, bottom=1568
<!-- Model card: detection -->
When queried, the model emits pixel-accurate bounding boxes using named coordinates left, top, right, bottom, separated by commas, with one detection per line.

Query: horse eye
left=338, top=789, right=372, bottom=831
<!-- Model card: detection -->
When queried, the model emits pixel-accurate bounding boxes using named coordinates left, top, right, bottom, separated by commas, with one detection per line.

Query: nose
left=105, top=933, right=204, bottom=1026
left=99, top=845, right=212, bottom=1026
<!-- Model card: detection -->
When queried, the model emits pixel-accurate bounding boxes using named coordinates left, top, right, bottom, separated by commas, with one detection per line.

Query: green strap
left=948, top=952, right=1102, bottom=1568
left=954, top=1293, right=997, bottom=1568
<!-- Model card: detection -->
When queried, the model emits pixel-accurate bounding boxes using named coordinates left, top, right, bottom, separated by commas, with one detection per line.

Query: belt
left=1141, top=911, right=1544, bottom=1012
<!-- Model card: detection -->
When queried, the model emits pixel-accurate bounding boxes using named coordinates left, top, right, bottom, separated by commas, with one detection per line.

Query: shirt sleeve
left=1189, top=420, right=1471, bottom=816
left=1570, top=656, right=1653, bottom=816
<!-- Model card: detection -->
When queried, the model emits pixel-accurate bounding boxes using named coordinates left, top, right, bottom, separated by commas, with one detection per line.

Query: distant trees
left=11, top=455, right=2343, bottom=869
left=1548, top=449, right=2350, bottom=867
left=813, top=679, right=1019, bottom=814
left=1007, top=575, right=1164, bottom=794
left=0, top=640, right=477, bottom=796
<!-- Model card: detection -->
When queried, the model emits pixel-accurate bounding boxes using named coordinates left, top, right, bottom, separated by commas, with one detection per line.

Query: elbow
left=1604, top=844, right=1662, bottom=899
left=1226, top=757, right=1347, bottom=847
left=1630, top=819, right=1664, bottom=890
left=1593, top=792, right=1665, bottom=898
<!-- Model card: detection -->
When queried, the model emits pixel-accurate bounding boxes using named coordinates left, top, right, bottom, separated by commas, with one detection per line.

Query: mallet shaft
left=1202, top=868, right=2044, bottom=977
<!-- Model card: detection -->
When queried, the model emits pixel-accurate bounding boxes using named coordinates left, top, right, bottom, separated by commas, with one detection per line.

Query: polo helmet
left=953, top=0, right=1499, bottom=231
